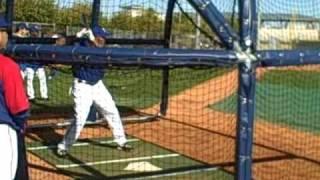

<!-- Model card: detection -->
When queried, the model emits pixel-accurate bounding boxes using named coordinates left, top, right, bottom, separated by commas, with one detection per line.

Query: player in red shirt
left=0, top=18, right=30, bottom=180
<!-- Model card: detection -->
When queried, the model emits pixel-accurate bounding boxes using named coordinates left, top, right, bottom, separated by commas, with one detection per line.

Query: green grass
left=27, top=137, right=232, bottom=179
left=30, top=67, right=231, bottom=117
left=155, top=170, right=233, bottom=180
left=211, top=70, right=320, bottom=134
left=30, top=68, right=74, bottom=117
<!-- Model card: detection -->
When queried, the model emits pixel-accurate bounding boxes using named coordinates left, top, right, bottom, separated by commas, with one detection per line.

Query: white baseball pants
left=0, top=124, right=18, bottom=180
left=26, top=67, right=48, bottom=99
left=59, top=79, right=127, bottom=150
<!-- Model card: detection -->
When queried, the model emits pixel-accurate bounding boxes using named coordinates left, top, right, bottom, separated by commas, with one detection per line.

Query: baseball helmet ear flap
left=92, top=26, right=112, bottom=39
left=29, top=24, right=41, bottom=33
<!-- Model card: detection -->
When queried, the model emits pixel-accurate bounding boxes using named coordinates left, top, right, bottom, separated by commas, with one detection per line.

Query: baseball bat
left=80, top=14, right=89, bottom=29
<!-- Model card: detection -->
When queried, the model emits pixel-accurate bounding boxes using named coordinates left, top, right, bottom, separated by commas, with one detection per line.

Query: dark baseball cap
left=29, top=24, right=41, bottom=33
left=17, top=22, right=28, bottom=30
left=92, top=26, right=112, bottom=39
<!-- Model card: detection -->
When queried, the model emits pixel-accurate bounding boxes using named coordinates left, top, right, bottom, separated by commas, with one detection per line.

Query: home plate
left=124, top=161, right=162, bottom=172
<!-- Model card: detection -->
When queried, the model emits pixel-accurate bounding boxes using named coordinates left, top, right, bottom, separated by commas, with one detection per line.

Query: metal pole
left=91, top=0, right=101, bottom=27
left=251, top=0, right=258, bottom=52
left=239, top=0, right=252, bottom=51
left=164, top=0, right=176, bottom=47
left=236, top=62, right=256, bottom=180
left=195, top=13, right=201, bottom=49
left=160, top=0, right=176, bottom=116
left=236, top=0, right=257, bottom=180
left=256, top=0, right=260, bottom=50
left=5, top=0, right=14, bottom=38
left=187, top=0, right=239, bottom=49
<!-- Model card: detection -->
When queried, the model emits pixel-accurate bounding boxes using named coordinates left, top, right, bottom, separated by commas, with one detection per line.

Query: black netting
left=27, top=66, right=237, bottom=179
left=252, top=65, right=320, bottom=179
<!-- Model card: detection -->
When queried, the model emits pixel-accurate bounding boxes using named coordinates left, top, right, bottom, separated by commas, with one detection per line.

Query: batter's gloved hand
left=76, top=28, right=95, bottom=42
left=76, top=28, right=88, bottom=38
left=86, top=29, right=95, bottom=42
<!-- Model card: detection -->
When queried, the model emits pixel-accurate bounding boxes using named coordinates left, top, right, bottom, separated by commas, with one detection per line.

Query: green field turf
left=27, top=136, right=233, bottom=179
left=30, top=67, right=231, bottom=117
left=212, top=70, right=320, bottom=134
left=155, top=170, right=233, bottom=180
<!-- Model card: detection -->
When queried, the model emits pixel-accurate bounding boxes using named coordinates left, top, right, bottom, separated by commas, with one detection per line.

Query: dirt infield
left=27, top=68, right=320, bottom=179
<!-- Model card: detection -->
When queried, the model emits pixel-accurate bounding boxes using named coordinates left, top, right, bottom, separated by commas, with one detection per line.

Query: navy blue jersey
left=25, top=62, right=43, bottom=70
left=72, top=39, right=105, bottom=85
left=72, top=65, right=105, bottom=85
left=19, top=63, right=28, bottom=71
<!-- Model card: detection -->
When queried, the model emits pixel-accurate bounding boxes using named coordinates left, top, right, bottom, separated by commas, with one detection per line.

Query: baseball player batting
left=0, top=19, right=30, bottom=180
left=57, top=26, right=132, bottom=157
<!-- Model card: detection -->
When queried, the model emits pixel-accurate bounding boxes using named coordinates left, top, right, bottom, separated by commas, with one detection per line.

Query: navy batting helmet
left=92, top=26, right=112, bottom=39
left=29, top=24, right=41, bottom=33
left=17, top=22, right=28, bottom=30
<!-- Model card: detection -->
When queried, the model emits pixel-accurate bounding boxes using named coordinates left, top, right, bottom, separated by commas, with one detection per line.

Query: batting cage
left=1, top=0, right=320, bottom=179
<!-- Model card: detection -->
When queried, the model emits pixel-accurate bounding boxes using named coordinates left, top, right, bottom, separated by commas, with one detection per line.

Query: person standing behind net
left=25, top=25, right=48, bottom=101
left=57, top=26, right=132, bottom=157
left=47, top=34, right=66, bottom=80
left=0, top=19, right=30, bottom=180
left=13, top=23, right=29, bottom=79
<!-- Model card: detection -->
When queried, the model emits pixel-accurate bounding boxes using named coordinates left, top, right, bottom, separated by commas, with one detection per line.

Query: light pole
left=195, top=12, right=201, bottom=49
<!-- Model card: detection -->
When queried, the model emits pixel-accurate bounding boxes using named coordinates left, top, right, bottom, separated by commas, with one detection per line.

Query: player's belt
left=75, top=78, right=98, bottom=85
left=75, top=78, right=90, bottom=84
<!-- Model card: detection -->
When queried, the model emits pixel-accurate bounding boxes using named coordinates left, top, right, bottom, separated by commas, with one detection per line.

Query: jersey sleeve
left=2, top=61, right=29, bottom=115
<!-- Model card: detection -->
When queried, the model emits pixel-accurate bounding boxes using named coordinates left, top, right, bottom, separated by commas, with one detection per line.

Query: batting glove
left=76, top=28, right=89, bottom=38
left=86, top=29, right=95, bottom=42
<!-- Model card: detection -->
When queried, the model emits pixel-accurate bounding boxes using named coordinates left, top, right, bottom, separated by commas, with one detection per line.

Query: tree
left=133, top=8, right=163, bottom=33
left=56, top=3, right=92, bottom=27
left=108, top=10, right=133, bottom=31
left=14, top=0, right=56, bottom=23
left=172, top=12, right=196, bottom=35
left=108, top=8, right=163, bottom=35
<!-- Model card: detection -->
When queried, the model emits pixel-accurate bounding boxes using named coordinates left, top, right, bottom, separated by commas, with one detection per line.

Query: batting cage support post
left=187, top=0, right=239, bottom=49
left=236, top=61, right=256, bottom=180
left=239, top=0, right=252, bottom=51
left=160, top=68, right=169, bottom=116
left=235, top=1, right=257, bottom=180
left=5, top=0, right=14, bottom=38
left=164, top=0, right=176, bottom=47
left=91, top=0, right=101, bottom=28
left=250, top=0, right=258, bottom=52
left=159, top=0, right=176, bottom=116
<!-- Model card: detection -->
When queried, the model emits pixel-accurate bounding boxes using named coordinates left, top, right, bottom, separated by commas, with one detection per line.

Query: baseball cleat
left=56, top=147, right=68, bottom=157
left=117, top=143, right=133, bottom=151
